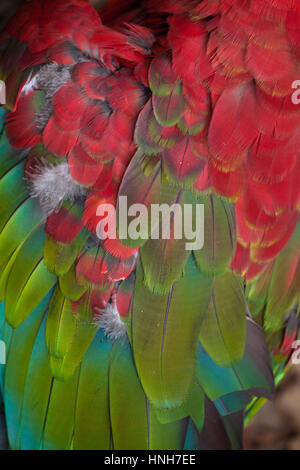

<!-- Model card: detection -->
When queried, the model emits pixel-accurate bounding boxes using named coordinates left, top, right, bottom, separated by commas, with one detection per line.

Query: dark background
left=245, top=365, right=300, bottom=450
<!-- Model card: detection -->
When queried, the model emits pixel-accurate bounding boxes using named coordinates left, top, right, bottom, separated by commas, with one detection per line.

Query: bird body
left=0, top=0, right=299, bottom=450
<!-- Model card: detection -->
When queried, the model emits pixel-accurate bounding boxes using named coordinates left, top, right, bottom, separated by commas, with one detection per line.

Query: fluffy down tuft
left=94, top=302, right=127, bottom=341
left=35, top=63, right=72, bottom=130
left=29, top=161, right=86, bottom=216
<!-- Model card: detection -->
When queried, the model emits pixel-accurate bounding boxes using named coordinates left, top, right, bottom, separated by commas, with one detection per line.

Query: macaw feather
left=194, top=194, right=236, bottom=276
left=1, top=0, right=300, bottom=452
left=198, top=271, right=246, bottom=367
left=4, top=226, right=56, bottom=328
left=0, top=158, right=27, bottom=232
left=131, top=255, right=212, bottom=410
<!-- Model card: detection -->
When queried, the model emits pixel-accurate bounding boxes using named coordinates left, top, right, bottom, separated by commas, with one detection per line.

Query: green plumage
left=194, top=194, right=236, bottom=276
left=0, top=0, right=292, bottom=449
left=199, top=271, right=246, bottom=367
left=131, top=255, right=212, bottom=409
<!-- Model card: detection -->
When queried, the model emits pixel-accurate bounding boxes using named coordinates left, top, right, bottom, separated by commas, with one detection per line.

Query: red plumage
left=2, top=0, right=300, bottom=324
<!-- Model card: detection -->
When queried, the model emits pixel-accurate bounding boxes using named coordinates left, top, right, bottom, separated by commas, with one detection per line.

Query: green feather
left=5, top=226, right=56, bottom=328
left=149, top=54, right=180, bottom=97
left=72, top=330, right=112, bottom=450
left=131, top=255, right=212, bottom=410
left=3, top=295, right=49, bottom=449
left=47, top=289, right=97, bottom=381
left=59, top=264, right=87, bottom=301
left=264, top=222, right=300, bottom=331
left=199, top=271, right=246, bottom=367
left=0, top=131, right=25, bottom=179
left=0, top=242, right=23, bottom=301
left=0, top=159, right=27, bottom=232
left=194, top=194, right=236, bottom=276
left=42, top=368, right=80, bottom=450
left=246, top=263, right=273, bottom=317
left=0, top=303, right=13, bottom=394
left=44, top=229, right=89, bottom=276
left=0, top=198, right=43, bottom=274
left=5, top=267, right=56, bottom=330
left=152, top=84, right=185, bottom=127
left=109, top=337, right=185, bottom=449
left=18, top=315, right=54, bottom=450
left=140, top=190, right=194, bottom=294
left=46, top=286, right=77, bottom=364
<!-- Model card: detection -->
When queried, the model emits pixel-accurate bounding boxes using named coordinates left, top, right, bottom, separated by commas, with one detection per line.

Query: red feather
left=6, top=92, right=41, bottom=148
left=45, top=205, right=84, bottom=244
left=208, top=81, right=258, bottom=171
